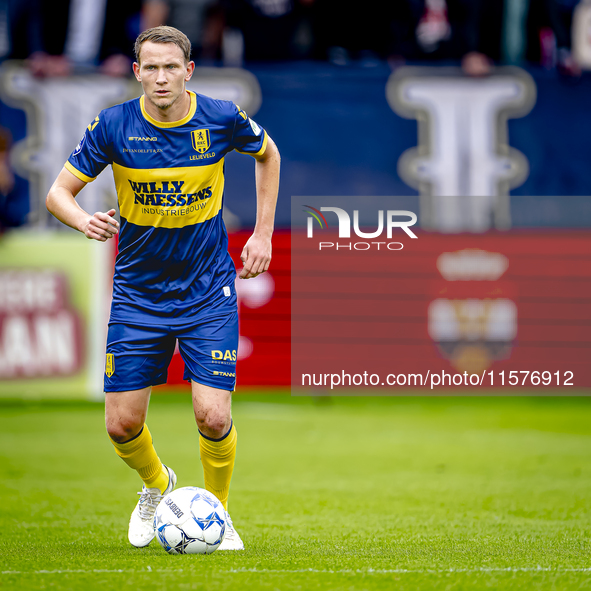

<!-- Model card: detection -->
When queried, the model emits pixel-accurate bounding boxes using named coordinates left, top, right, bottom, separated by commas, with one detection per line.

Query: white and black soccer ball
left=154, top=487, right=226, bottom=554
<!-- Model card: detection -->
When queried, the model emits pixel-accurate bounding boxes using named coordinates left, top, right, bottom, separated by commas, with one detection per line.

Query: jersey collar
left=140, top=91, right=196, bottom=128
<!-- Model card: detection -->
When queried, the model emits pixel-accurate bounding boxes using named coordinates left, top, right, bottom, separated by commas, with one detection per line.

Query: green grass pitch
left=1, top=393, right=590, bottom=590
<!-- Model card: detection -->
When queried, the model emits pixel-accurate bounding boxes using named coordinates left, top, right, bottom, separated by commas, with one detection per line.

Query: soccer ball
left=154, top=487, right=226, bottom=554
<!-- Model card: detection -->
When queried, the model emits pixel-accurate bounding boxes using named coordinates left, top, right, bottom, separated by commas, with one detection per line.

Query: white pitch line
left=2, top=567, right=591, bottom=576
left=227, top=567, right=591, bottom=574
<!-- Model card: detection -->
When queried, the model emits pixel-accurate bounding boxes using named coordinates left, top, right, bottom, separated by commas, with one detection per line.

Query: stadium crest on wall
left=191, top=129, right=211, bottom=153
left=428, top=249, right=517, bottom=375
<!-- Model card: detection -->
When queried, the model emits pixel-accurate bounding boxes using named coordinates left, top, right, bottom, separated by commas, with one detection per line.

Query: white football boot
left=128, top=465, right=176, bottom=548
left=217, top=511, right=245, bottom=551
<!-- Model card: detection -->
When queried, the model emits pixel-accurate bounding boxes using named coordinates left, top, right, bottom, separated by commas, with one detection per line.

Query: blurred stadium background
left=0, top=0, right=590, bottom=397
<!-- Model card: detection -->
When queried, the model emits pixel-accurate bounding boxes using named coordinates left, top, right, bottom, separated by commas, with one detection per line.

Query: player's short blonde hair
left=134, top=26, right=192, bottom=64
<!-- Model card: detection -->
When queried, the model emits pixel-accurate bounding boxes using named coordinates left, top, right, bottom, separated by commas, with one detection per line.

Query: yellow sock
left=199, top=421, right=237, bottom=511
left=109, top=424, right=169, bottom=493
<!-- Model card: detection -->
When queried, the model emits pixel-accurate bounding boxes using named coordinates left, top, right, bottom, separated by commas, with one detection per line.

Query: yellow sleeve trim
left=65, top=161, right=95, bottom=183
left=236, top=130, right=268, bottom=158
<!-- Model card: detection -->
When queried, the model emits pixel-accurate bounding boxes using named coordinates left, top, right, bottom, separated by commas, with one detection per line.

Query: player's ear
left=185, top=61, right=195, bottom=82
left=133, top=61, right=141, bottom=82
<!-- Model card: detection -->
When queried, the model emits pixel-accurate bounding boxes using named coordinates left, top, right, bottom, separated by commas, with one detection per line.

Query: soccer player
left=45, top=26, right=280, bottom=551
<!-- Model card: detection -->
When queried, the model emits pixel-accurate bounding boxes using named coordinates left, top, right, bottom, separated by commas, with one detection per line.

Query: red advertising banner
left=292, top=230, right=591, bottom=391
left=164, top=228, right=590, bottom=391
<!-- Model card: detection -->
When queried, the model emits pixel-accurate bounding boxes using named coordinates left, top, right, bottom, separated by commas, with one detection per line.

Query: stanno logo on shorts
left=191, top=129, right=211, bottom=153
left=105, top=354, right=115, bottom=377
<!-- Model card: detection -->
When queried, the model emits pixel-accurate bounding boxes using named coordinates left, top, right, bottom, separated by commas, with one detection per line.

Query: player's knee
left=106, top=417, right=143, bottom=443
left=196, top=411, right=230, bottom=439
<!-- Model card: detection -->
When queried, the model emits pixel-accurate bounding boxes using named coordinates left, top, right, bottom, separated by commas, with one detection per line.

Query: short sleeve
left=230, top=104, right=268, bottom=157
left=65, top=113, right=111, bottom=182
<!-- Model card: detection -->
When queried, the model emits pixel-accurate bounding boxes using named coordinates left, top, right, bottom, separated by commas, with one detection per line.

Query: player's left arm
left=239, top=134, right=280, bottom=279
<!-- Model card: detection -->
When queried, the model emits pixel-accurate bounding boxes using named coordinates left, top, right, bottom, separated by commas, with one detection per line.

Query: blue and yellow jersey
left=66, top=91, right=267, bottom=324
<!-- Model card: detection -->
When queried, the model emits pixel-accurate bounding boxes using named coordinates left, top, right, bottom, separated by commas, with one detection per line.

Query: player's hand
left=82, top=209, right=119, bottom=242
left=239, top=233, right=272, bottom=279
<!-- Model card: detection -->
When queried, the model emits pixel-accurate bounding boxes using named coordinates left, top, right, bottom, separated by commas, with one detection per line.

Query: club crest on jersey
left=105, top=354, right=115, bottom=377
left=191, top=129, right=211, bottom=154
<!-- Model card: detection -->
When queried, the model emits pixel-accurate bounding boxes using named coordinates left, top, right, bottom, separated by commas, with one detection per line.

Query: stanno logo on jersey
left=105, top=354, right=115, bottom=377
left=128, top=136, right=158, bottom=141
left=191, top=129, right=211, bottom=153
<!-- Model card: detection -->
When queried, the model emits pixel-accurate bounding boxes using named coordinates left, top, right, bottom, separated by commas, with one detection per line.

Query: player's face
left=133, top=42, right=194, bottom=112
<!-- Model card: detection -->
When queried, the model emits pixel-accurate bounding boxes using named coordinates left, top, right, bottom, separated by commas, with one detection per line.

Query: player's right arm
left=46, top=167, right=119, bottom=242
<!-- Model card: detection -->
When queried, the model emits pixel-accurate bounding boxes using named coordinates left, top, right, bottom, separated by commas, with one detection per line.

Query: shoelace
left=137, top=488, right=163, bottom=521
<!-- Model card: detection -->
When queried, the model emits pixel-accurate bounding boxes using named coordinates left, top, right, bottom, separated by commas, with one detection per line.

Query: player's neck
left=144, top=90, right=191, bottom=123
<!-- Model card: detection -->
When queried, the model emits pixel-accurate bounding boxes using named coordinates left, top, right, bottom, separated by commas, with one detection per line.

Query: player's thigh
left=105, top=322, right=176, bottom=392
left=105, top=387, right=151, bottom=441
left=176, top=310, right=239, bottom=393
